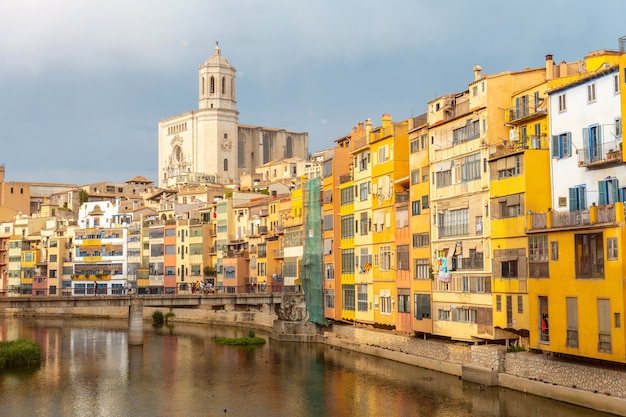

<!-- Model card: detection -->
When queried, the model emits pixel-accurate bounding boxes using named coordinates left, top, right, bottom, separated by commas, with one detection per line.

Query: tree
left=79, top=189, right=89, bottom=204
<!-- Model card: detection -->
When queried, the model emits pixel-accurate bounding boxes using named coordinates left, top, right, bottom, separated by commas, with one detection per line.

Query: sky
left=1, top=1, right=625, bottom=185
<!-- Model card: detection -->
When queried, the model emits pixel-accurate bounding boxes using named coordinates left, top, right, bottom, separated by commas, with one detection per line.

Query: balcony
left=259, top=208, right=269, bottom=217
left=259, top=226, right=268, bottom=235
left=273, top=249, right=284, bottom=259
left=578, top=139, right=623, bottom=167
left=395, top=192, right=410, bottom=203
left=528, top=205, right=618, bottom=232
left=505, top=97, right=547, bottom=125
left=488, top=135, right=547, bottom=160
left=575, top=260, right=604, bottom=279
left=339, top=173, right=352, bottom=184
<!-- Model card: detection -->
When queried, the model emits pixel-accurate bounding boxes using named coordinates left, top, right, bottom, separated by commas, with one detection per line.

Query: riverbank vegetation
left=0, top=339, right=42, bottom=371
left=214, top=329, right=266, bottom=346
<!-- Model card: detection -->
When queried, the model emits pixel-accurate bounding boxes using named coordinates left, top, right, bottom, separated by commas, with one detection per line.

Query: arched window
left=202, top=77, right=205, bottom=95
left=221, top=77, right=226, bottom=95
left=210, top=76, right=215, bottom=94
left=224, top=159, right=228, bottom=171
left=224, top=133, right=228, bottom=139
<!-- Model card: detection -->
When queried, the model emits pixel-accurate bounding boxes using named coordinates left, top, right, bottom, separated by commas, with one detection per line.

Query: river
left=0, top=317, right=616, bottom=417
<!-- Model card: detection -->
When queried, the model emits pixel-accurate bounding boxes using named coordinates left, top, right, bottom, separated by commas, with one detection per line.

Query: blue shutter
left=611, top=178, right=620, bottom=203
left=579, top=186, right=586, bottom=210
left=551, top=135, right=559, bottom=158
left=568, top=187, right=576, bottom=211
left=565, top=132, right=572, bottom=157
left=598, top=180, right=607, bottom=205
left=582, top=128, right=589, bottom=161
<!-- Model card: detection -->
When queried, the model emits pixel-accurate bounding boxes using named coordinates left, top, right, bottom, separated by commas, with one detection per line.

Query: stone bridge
left=0, top=293, right=309, bottom=345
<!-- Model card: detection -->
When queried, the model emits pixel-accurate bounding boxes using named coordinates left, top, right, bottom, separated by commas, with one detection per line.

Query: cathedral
left=157, top=43, right=309, bottom=188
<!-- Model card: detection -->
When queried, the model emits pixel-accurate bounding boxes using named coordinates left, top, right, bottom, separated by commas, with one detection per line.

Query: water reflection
left=0, top=317, right=614, bottom=417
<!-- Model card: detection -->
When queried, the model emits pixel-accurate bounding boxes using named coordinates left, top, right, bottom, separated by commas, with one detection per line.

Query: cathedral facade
left=157, top=43, right=309, bottom=188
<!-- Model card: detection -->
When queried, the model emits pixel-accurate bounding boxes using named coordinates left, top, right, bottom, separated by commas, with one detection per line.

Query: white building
left=157, top=43, right=308, bottom=188
left=548, top=64, right=624, bottom=212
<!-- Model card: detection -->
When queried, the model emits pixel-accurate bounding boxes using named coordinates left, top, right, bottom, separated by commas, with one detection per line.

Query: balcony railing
left=575, top=260, right=604, bottom=279
left=578, top=138, right=622, bottom=167
left=273, top=249, right=284, bottom=259
left=529, top=261, right=549, bottom=278
left=395, top=192, right=410, bottom=203
left=339, top=174, right=352, bottom=184
left=259, top=226, right=268, bottom=235
left=505, top=97, right=547, bottom=124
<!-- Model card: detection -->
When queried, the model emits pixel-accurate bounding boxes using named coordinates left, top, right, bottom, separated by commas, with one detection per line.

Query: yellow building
left=350, top=120, right=375, bottom=325
left=407, top=115, right=433, bottom=335
left=370, top=115, right=409, bottom=327
left=338, top=158, right=356, bottom=322
left=429, top=64, right=546, bottom=342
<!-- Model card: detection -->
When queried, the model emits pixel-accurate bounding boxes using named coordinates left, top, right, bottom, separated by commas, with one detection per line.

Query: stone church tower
left=158, top=43, right=308, bottom=188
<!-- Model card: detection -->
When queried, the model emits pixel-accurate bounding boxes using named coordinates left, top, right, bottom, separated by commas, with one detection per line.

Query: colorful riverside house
left=429, top=64, right=546, bottom=342
left=321, top=134, right=353, bottom=320
left=283, top=181, right=304, bottom=292
left=72, top=201, right=130, bottom=295
left=489, top=81, right=552, bottom=345
left=163, top=221, right=177, bottom=294
left=350, top=120, right=374, bottom=325
left=526, top=48, right=626, bottom=363
left=267, top=196, right=285, bottom=292
left=370, top=115, right=409, bottom=328
left=407, top=115, right=432, bottom=335
left=338, top=155, right=356, bottom=322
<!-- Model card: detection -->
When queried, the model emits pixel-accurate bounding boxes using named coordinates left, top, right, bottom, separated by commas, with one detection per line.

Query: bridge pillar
left=128, top=297, right=144, bottom=346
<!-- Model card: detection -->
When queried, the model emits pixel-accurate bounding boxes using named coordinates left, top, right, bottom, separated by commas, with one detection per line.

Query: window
left=616, top=117, right=622, bottom=138
left=575, top=232, right=604, bottom=279
left=341, top=249, right=355, bottom=274
left=397, top=245, right=409, bottom=270
left=413, top=259, right=430, bottom=279
left=438, top=309, right=450, bottom=320
left=452, top=307, right=476, bottom=323
left=411, top=200, right=421, bottom=216
left=529, top=235, right=549, bottom=278
left=378, top=145, right=388, bottom=163
left=410, top=169, right=420, bottom=184
left=380, top=246, right=391, bottom=271
left=615, top=313, right=621, bottom=329
left=357, top=285, right=368, bottom=312
left=496, top=295, right=502, bottom=311
left=165, top=266, right=176, bottom=276
left=582, top=124, right=602, bottom=163
left=341, top=215, right=354, bottom=239
left=223, top=159, right=228, bottom=171
left=379, top=290, right=391, bottom=314
left=607, top=237, right=618, bottom=260
left=566, top=297, right=579, bottom=348
left=360, top=212, right=369, bottom=235
left=614, top=74, right=620, bottom=93
left=568, top=185, right=587, bottom=211
left=398, top=293, right=410, bottom=313
left=165, top=245, right=176, bottom=255
left=461, top=153, right=481, bottom=182
left=461, top=276, right=469, bottom=292
left=359, top=182, right=369, bottom=201
left=438, top=208, right=469, bottom=237
left=558, top=93, right=566, bottom=112
left=325, top=290, right=335, bottom=308
left=551, top=241, right=559, bottom=261
left=501, top=260, right=518, bottom=278
left=587, top=82, right=596, bottom=102
left=324, top=263, right=334, bottom=280
left=422, top=167, right=429, bottom=183
left=410, top=139, right=419, bottom=153
left=323, top=214, right=333, bottom=231
left=342, top=284, right=355, bottom=311
left=435, top=169, right=452, bottom=188
left=412, top=233, right=429, bottom=248
left=414, top=294, right=431, bottom=319
left=598, top=177, right=620, bottom=205
left=598, top=299, right=611, bottom=353
left=49, top=254, right=57, bottom=263
left=475, top=276, right=485, bottom=293
left=452, top=119, right=480, bottom=144
left=551, top=132, right=572, bottom=158
left=517, top=295, right=523, bottom=313
left=422, top=195, right=429, bottom=210
left=340, top=187, right=354, bottom=205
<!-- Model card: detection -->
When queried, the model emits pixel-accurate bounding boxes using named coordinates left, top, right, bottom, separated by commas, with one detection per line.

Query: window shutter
left=551, top=135, right=559, bottom=158
left=611, top=178, right=620, bottom=204
left=598, top=180, right=607, bottom=206
left=565, top=132, right=572, bottom=157
left=568, top=187, right=577, bottom=211
left=582, top=128, right=589, bottom=151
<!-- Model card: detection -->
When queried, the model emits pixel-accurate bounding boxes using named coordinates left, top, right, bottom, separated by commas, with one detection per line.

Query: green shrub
left=152, top=310, right=165, bottom=327
left=0, top=339, right=42, bottom=370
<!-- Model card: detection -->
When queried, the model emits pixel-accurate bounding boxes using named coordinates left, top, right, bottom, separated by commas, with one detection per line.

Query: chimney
left=473, top=65, right=482, bottom=81
left=545, top=54, right=554, bottom=80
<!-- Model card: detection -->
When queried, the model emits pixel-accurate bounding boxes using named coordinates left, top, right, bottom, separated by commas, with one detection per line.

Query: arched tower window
left=285, top=136, right=293, bottom=158
left=224, top=159, right=229, bottom=171
left=224, top=133, right=228, bottom=139
left=221, top=77, right=226, bottom=95
left=210, top=76, right=215, bottom=94
left=202, top=77, right=205, bottom=95
left=231, top=79, right=235, bottom=99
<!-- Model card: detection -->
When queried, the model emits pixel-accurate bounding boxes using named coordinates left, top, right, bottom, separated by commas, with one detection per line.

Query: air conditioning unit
left=509, top=129, right=519, bottom=142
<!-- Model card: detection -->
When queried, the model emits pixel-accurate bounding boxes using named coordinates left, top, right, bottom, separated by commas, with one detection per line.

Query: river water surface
left=0, top=317, right=616, bottom=417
